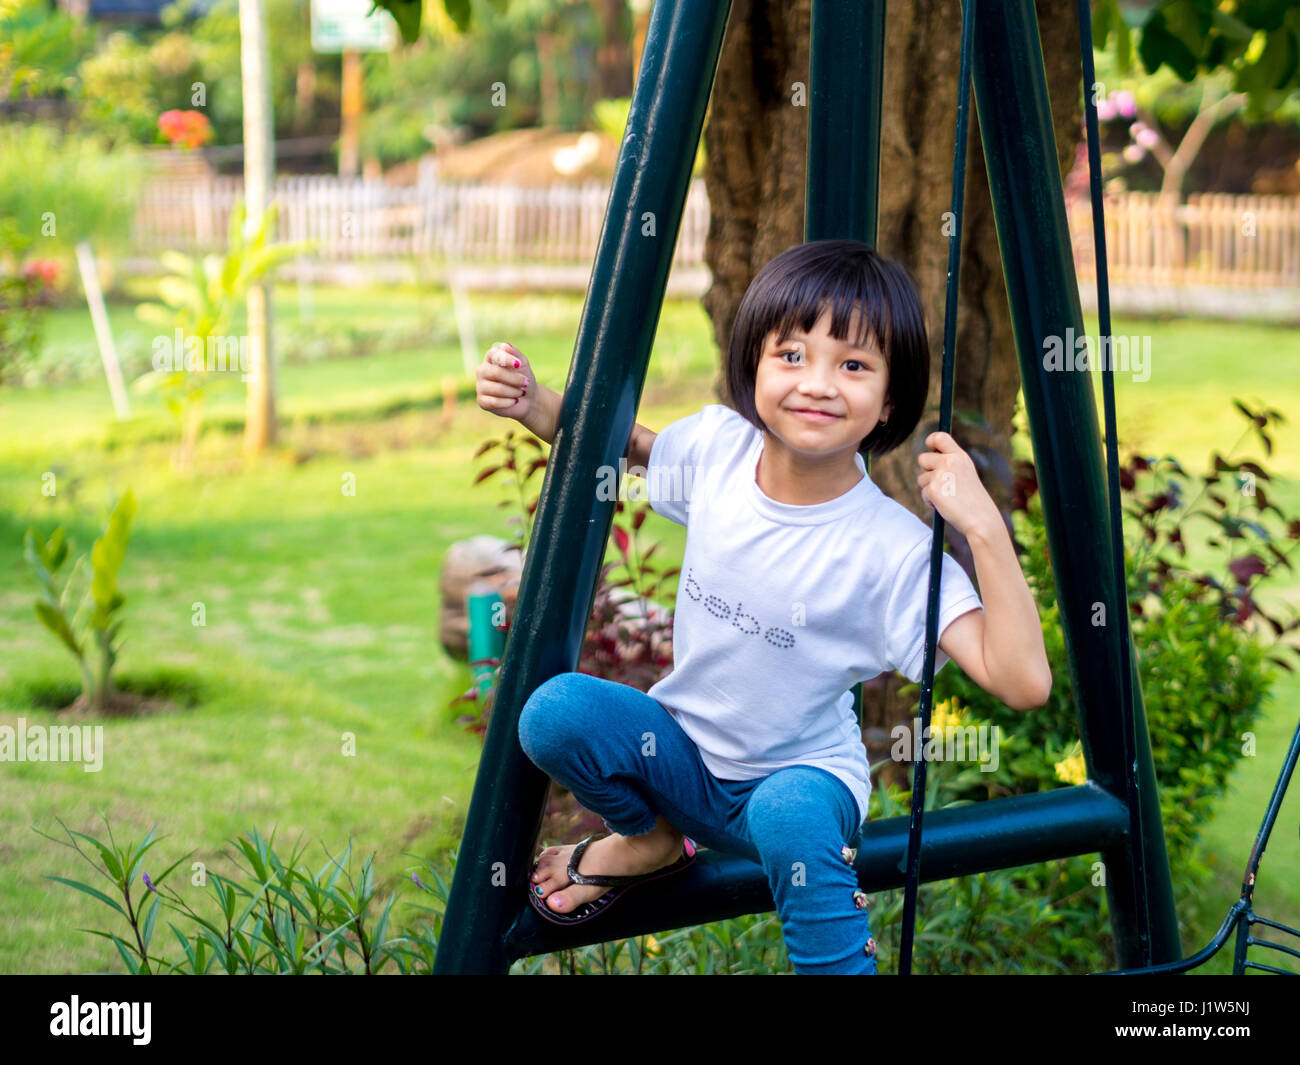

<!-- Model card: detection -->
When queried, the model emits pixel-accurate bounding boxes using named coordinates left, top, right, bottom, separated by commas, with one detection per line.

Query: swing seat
left=507, top=783, right=1130, bottom=959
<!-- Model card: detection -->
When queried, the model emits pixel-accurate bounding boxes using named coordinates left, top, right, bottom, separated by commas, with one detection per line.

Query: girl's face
left=753, top=306, right=891, bottom=464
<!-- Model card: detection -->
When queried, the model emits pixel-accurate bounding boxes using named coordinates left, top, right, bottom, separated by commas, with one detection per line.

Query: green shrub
left=928, top=398, right=1297, bottom=966
left=0, top=124, right=142, bottom=256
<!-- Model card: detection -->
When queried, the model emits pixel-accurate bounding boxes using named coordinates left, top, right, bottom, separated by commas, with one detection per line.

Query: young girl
left=475, top=239, right=1052, bottom=975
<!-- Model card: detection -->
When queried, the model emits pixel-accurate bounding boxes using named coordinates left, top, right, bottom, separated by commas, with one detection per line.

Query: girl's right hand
left=476, top=341, right=535, bottom=420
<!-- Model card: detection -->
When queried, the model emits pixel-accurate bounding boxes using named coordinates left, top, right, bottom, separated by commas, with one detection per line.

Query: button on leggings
left=518, top=671, right=878, bottom=975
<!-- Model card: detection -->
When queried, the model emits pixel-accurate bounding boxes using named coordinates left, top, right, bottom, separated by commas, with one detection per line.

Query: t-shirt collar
left=745, top=432, right=879, bottom=525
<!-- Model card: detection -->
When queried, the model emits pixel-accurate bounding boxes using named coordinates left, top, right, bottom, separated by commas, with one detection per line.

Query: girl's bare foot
left=530, top=817, right=688, bottom=916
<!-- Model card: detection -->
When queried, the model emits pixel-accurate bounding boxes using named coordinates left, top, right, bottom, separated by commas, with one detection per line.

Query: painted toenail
left=534, top=885, right=544, bottom=895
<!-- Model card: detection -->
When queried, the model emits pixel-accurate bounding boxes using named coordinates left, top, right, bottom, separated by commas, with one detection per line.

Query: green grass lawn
left=0, top=286, right=1297, bottom=974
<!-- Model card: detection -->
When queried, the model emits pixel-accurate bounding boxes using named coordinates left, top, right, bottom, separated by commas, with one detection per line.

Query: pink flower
left=1135, top=127, right=1160, bottom=149
left=1096, top=97, right=1116, bottom=122
left=1122, top=144, right=1146, bottom=164
left=21, top=258, right=60, bottom=286
left=1114, top=90, right=1137, bottom=119
left=157, top=109, right=212, bottom=150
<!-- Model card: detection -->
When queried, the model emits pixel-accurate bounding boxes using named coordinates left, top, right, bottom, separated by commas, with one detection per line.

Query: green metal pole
left=808, top=0, right=887, bottom=731
left=432, top=0, right=734, bottom=974
left=968, top=0, right=1180, bottom=967
left=806, top=0, right=885, bottom=247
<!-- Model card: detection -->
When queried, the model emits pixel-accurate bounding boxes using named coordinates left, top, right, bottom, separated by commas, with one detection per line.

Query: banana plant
left=24, top=489, right=137, bottom=714
left=133, top=199, right=308, bottom=468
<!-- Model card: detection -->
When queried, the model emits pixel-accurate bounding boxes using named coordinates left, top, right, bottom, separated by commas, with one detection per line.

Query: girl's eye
left=778, top=349, right=868, bottom=372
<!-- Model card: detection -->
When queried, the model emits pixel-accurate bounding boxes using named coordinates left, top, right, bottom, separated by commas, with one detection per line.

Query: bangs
left=725, top=239, right=930, bottom=459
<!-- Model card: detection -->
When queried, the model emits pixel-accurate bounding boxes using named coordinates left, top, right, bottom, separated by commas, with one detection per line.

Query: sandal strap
left=566, top=835, right=657, bottom=888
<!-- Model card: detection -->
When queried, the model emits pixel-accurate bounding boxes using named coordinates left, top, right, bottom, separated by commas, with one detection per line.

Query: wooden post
left=239, top=0, right=278, bottom=452
left=339, top=48, right=362, bottom=179
left=74, top=242, right=130, bottom=419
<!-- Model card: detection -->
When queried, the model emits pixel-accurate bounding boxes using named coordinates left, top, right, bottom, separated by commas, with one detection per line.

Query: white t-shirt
left=643, top=403, right=984, bottom=826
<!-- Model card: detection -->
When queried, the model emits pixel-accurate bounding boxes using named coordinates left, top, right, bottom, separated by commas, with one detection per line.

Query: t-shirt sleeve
left=645, top=405, right=722, bottom=526
left=886, top=537, right=984, bottom=683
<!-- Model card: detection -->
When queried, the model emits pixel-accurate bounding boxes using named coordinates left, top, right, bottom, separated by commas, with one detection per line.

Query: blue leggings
left=518, top=671, right=878, bottom=975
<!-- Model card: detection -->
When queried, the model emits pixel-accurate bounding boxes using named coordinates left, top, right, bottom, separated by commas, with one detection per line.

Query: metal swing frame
left=432, top=0, right=1187, bottom=974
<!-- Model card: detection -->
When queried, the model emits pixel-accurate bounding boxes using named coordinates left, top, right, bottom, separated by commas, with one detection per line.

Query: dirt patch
left=55, top=688, right=185, bottom=720
left=18, top=670, right=206, bottom=720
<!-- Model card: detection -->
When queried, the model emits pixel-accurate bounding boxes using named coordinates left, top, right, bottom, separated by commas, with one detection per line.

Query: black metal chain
left=897, top=0, right=977, bottom=977
left=899, top=0, right=1150, bottom=974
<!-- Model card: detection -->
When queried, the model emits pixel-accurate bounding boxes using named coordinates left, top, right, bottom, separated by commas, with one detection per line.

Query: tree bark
left=593, top=0, right=634, bottom=99
left=702, top=0, right=1082, bottom=745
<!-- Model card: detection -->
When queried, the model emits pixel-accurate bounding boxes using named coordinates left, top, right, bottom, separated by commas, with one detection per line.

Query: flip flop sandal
left=527, top=834, right=697, bottom=927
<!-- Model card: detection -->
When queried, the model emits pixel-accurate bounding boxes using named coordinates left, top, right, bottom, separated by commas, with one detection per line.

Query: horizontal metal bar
left=505, top=783, right=1129, bottom=960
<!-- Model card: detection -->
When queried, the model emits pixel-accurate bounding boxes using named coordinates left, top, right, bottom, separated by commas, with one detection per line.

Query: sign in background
left=310, top=0, right=397, bottom=53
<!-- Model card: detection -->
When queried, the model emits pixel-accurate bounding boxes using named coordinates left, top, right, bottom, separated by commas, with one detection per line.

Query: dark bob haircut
left=725, top=239, right=930, bottom=459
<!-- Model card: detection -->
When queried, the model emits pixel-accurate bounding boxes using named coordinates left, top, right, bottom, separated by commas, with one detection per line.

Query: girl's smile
left=751, top=306, right=891, bottom=504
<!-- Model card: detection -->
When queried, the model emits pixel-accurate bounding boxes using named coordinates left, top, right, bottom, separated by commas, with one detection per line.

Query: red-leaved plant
left=450, top=429, right=678, bottom=843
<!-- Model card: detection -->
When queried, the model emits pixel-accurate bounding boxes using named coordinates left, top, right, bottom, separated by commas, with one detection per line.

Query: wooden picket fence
left=132, top=159, right=710, bottom=267
left=132, top=165, right=1299, bottom=291
left=1066, top=190, right=1300, bottom=287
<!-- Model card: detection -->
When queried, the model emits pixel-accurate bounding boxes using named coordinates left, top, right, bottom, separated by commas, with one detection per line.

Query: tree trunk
left=702, top=0, right=1082, bottom=743
left=593, top=0, right=634, bottom=99
left=537, top=16, right=560, bottom=127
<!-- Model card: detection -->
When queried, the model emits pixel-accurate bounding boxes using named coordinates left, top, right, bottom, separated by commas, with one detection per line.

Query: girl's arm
left=937, top=526, right=1052, bottom=712
left=918, top=431, right=1053, bottom=712
left=520, top=384, right=656, bottom=467
left=477, top=342, right=655, bottom=463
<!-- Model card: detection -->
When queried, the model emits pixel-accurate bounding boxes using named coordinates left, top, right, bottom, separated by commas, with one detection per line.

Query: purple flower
left=412, top=872, right=426, bottom=889
left=142, top=871, right=155, bottom=891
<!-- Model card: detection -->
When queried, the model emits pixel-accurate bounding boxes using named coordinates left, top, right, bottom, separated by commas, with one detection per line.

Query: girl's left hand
left=916, top=431, right=1002, bottom=540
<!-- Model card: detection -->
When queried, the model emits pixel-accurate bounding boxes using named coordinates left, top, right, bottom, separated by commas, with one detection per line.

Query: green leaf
left=90, top=489, right=136, bottom=630
left=1092, top=0, right=1114, bottom=50
left=370, top=0, right=424, bottom=43
left=34, top=600, right=83, bottom=657
left=1159, top=0, right=1213, bottom=60
left=141, top=892, right=160, bottom=951
left=96, top=843, right=123, bottom=882
left=170, top=923, right=197, bottom=970
left=1212, top=8, right=1255, bottom=41
left=48, top=530, right=69, bottom=573
left=1139, top=12, right=1201, bottom=81
left=45, top=875, right=129, bottom=920
left=1115, top=13, right=1133, bottom=72
left=108, top=931, right=141, bottom=974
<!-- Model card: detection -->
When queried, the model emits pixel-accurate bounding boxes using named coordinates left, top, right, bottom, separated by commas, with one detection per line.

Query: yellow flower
left=929, top=697, right=963, bottom=737
left=1054, top=745, right=1088, bottom=786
